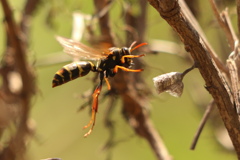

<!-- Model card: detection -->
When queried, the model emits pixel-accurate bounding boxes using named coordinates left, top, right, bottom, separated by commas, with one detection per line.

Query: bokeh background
left=0, top=0, right=238, bottom=159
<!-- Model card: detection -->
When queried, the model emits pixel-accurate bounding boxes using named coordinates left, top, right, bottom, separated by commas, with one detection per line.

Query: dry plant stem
left=94, top=0, right=114, bottom=44
left=221, top=11, right=238, bottom=49
left=236, top=0, right=240, bottom=40
left=209, top=0, right=237, bottom=50
left=124, top=0, right=148, bottom=43
left=137, top=0, right=148, bottom=42
left=148, top=0, right=240, bottom=158
left=227, top=59, right=240, bottom=116
left=190, top=100, right=215, bottom=150
left=21, top=0, right=41, bottom=43
left=182, top=63, right=196, bottom=77
left=0, top=0, right=37, bottom=159
left=121, top=93, right=171, bottom=160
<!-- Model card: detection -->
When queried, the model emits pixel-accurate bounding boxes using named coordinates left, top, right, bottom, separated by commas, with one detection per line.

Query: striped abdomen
left=52, top=61, right=96, bottom=87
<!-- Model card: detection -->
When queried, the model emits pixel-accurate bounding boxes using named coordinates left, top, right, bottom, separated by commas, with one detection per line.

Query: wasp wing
left=56, top=36, right=109, bottom=60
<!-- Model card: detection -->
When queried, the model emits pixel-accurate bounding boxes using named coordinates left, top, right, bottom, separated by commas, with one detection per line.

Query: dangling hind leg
left=83, top=82, right=102, bottom=137
left=83, top=73, right=104, bottom=137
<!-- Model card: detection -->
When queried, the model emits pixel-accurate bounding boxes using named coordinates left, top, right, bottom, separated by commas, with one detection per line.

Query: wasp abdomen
left=52, top=61, right=95, bottom=88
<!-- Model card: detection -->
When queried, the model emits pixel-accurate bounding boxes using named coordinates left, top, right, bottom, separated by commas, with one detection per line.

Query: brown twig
left=236, top=0, right=240, bottom=40
left=148, top=0, right=240, bottom=158
left=190, top=100, right=215, bottom=150
left=209, top=0, right=237, bottom=50
left=227, top=57, right=240, bottom=117
left=93, top=0, right=114, bottom=45
left=0, top=0, right=39, bottom=159
left=20, top=0, right=41, bottom=45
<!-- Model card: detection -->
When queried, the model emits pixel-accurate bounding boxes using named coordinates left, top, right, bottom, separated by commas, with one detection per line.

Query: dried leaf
left=153, top=72, right=184, bottom=97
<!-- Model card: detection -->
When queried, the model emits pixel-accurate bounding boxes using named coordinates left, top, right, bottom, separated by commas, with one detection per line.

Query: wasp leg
left=104, top=77, right=111, bottom=90
left=83, top=80, right=103, bottom=137
left=113, top=65, right=144, bottom=73
left=120, top=54, right=145, bottom=63
left=103, top=71, right=111, bottom=90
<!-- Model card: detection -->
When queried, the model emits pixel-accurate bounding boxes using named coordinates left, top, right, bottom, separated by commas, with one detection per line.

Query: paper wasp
left=52, top=36, right=147, bottom=137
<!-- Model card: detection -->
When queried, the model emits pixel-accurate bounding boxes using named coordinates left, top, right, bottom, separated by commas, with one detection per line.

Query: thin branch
left=227, top=58, right=240, bottom=117
left=182, top=63, right=196, bottom=77
left=93, top=0, right=114, bottom=44
left=190, top=100, right=215, bottom=150
left=236, top=0, right=240, bottom=40
left=20, top=0, right=41, bottom=45
left=137, top=0, right=148, bottom=42
left=209, top=0, right=237, bottom=50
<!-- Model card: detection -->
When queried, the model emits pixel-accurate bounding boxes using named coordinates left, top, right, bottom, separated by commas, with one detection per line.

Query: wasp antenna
left=129, top=41, right=137, bottom=49
left=130, top=42, right=148, bottom=52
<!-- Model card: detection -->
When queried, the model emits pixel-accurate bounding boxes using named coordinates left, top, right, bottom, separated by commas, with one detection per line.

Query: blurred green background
left=1, top=0, right=237, bottom=159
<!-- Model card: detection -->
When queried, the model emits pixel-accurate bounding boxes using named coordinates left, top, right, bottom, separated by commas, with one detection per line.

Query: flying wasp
left=52, top=36, right=147, bottom=137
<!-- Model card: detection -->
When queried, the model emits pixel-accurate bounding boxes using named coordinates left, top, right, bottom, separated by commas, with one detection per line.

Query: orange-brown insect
left=52, top=36, right=147, bottom=137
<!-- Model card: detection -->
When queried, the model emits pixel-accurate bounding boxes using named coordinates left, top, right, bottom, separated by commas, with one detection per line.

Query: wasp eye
left=122, top=47, right=130, bottom=55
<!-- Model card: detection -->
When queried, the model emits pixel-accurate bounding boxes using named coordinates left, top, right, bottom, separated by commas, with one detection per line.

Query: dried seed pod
left=153, top=72, right=184, bottom=97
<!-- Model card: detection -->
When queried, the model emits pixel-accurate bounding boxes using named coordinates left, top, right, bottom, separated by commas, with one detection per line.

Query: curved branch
left=0, top=0, right=39, bottom=159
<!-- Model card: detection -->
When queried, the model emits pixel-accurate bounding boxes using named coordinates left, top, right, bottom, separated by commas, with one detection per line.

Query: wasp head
left=122, top=42, right=147, bottom=67
left=120, top=47, right=132, bottom=67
